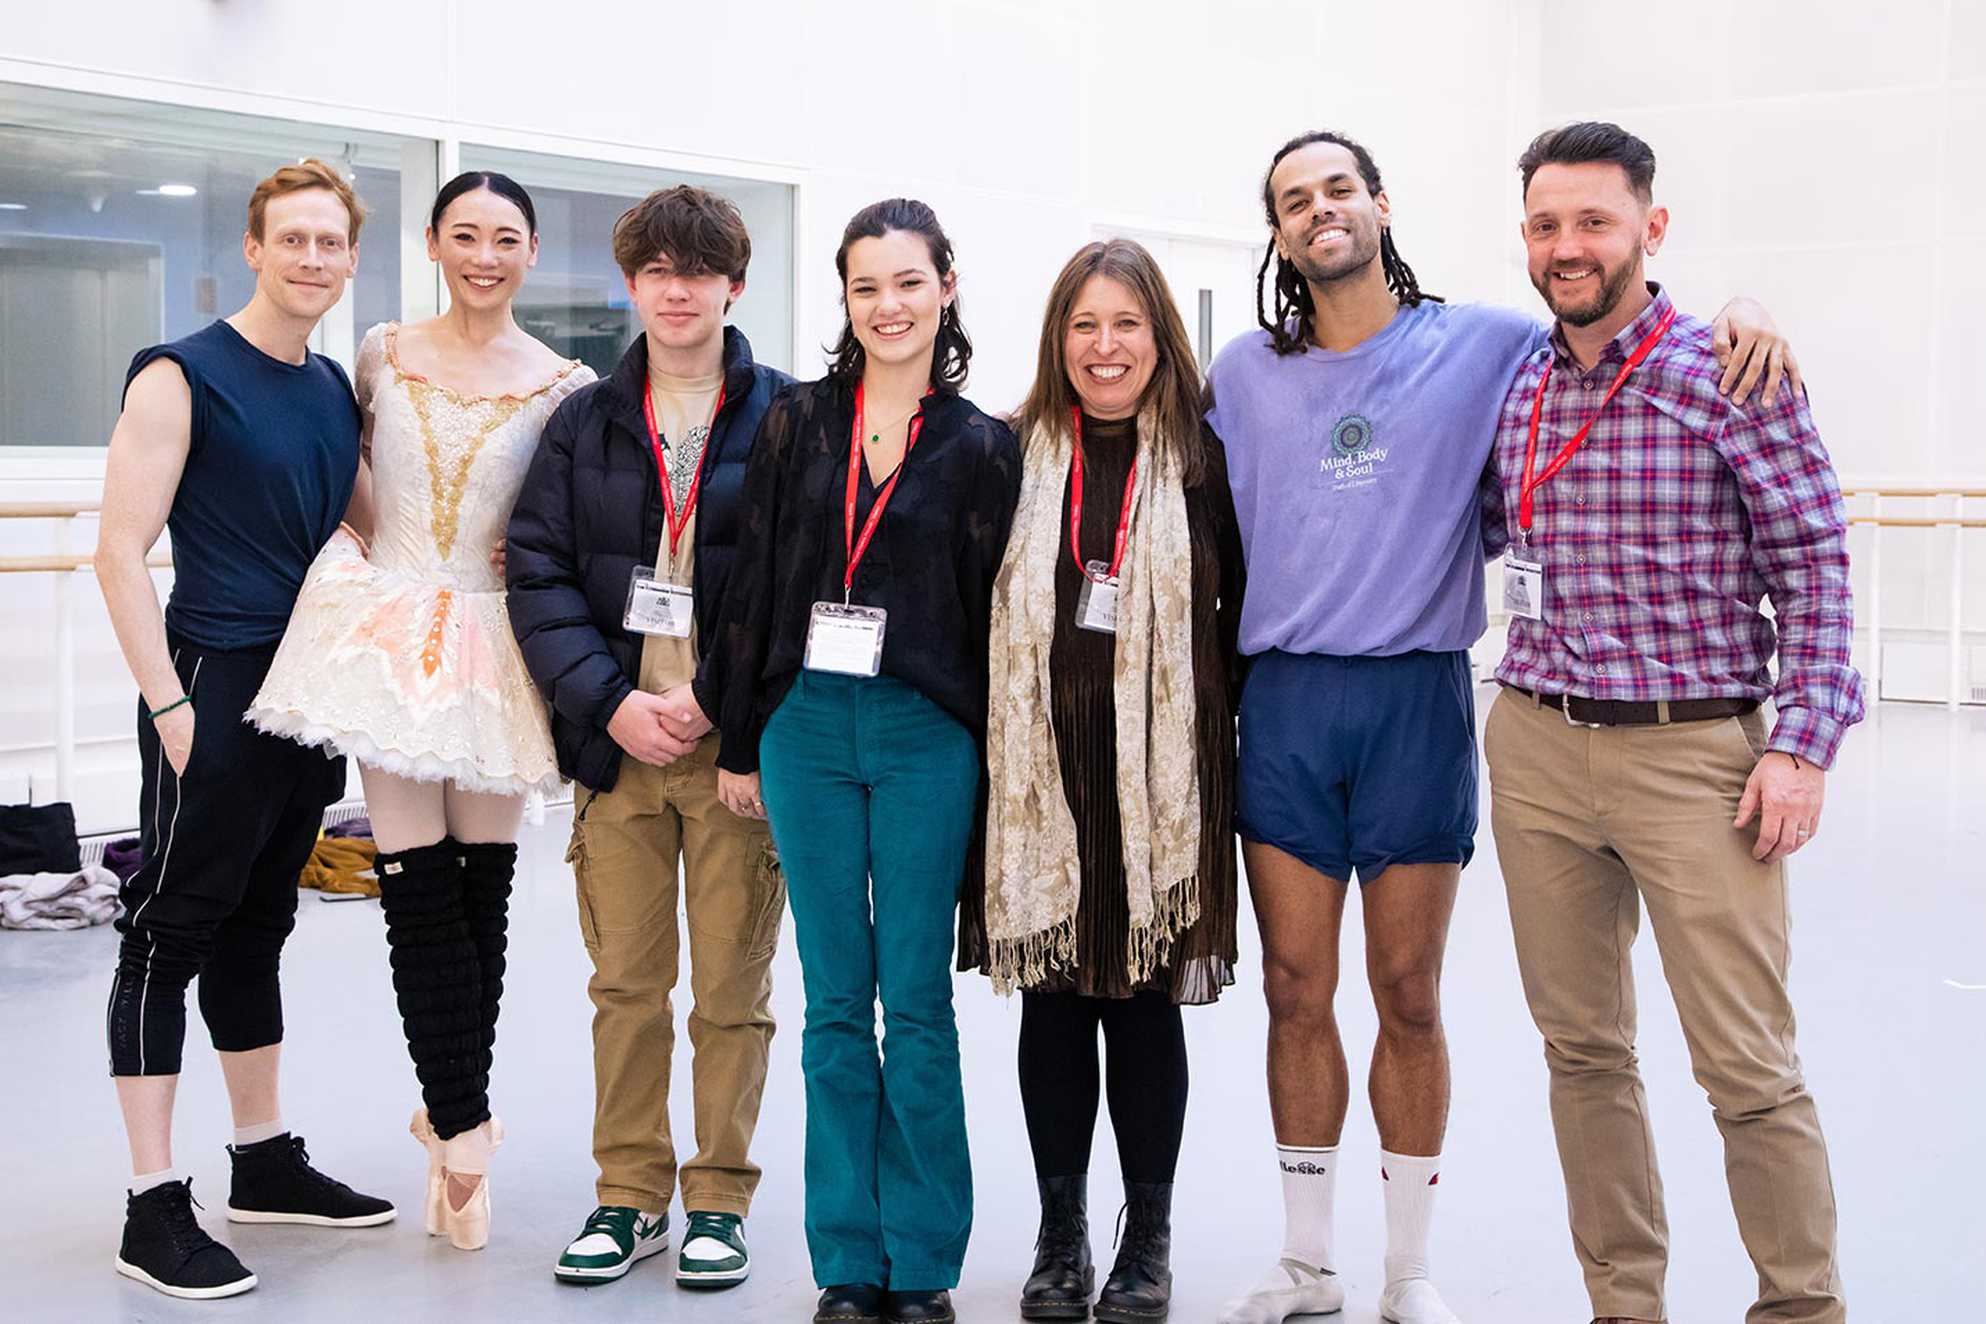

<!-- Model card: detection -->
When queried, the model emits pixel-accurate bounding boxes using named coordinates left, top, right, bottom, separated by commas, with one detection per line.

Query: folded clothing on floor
left=0, top=864, right=120, bottom=930
left=0, top=802, right=82, bottom=876
left=322, top=815, right=374, bottom=840
left=299, top=835, right=379, bottom=897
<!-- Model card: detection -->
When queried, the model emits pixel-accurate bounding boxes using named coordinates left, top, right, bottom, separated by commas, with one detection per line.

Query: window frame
left=0, top=59, right=806, bottom=484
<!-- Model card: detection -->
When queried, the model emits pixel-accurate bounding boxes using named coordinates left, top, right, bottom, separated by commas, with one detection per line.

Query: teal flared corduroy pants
left=758, top=671, right=979, bottom=1290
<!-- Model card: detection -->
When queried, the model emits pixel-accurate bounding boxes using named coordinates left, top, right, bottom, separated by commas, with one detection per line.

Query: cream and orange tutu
left=247, top=529, right=560, bottom=797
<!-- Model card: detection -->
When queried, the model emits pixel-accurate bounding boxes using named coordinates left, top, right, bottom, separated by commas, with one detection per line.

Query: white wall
left=8, top=0, right=1981, bottom=826
left=1, top=0, right=1529, bottom=828
left=1523, top=0, right=1986, bottom=692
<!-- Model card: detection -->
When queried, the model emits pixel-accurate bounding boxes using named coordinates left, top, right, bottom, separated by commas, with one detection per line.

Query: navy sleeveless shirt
left=124, top=320, right=361, bottom=650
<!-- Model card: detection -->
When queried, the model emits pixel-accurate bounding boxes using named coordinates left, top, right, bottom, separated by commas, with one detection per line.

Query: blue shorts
left=1236, top=649, right=1478, bottom=885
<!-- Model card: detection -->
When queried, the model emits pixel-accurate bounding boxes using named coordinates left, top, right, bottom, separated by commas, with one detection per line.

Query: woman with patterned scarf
left=961, top=238, right=1245, bottom=1324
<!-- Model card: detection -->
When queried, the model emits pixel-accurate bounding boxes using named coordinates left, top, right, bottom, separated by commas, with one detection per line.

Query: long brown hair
left=1015, top=238, right=1207, bottom=486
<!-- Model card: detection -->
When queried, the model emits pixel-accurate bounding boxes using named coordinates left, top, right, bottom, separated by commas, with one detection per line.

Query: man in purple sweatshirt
left=1208, top=129, right=1797, bottom=1324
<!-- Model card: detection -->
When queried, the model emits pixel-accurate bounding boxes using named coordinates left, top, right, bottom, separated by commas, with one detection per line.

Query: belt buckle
left=1561, top=697, right=1605, bottom=729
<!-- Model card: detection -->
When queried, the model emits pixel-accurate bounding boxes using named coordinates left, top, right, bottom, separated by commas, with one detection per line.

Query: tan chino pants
left=566, top=737, right=785, bottom=1216
left=1484, top=688, right=1845, bottom=1324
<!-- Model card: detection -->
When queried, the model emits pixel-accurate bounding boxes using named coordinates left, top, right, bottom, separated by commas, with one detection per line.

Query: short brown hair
left=1518, top=121, right=1657, bottom=203
left=248, top=157, right=366, bottom=244
left=613, top=185, right=751, bottom=283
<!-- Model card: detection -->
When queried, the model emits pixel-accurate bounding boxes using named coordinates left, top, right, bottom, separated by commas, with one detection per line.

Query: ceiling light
left=0, top=202, right=26, bottom=211
left=157, top=183, right=198, bottom=197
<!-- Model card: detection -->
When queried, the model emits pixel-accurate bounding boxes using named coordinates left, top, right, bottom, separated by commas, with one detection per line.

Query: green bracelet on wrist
left=148, top=695, right=192, bottom=721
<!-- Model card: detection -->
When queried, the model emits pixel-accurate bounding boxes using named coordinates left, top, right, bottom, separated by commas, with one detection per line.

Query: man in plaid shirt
left=1482, top=122, right=1862, bottom=1324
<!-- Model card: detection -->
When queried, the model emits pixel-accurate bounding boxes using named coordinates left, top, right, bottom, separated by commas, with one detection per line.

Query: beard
left=1534, top=254, right=1641, bottom=327
left=1283, top=218, right=1382, bottom=287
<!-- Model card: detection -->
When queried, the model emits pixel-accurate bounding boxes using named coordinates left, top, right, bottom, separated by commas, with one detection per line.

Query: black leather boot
left=1095, top=1181, right=1172, bottom=1323
left=1020, top=1174, right=1093, bottom=1319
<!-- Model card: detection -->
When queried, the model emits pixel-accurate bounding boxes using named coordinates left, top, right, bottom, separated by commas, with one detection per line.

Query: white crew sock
left=129, top=1167, right=180, bottom=1195
left=1277, top=1144, right=1338, bottom=1271
left=233, top=1118, right=287, bottom=1148
left=1380, top=1149, right=1441, bottom=1282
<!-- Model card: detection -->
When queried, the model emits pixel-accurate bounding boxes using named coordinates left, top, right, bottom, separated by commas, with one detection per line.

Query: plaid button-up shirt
left=1482, top=285, right=1865, bottom=768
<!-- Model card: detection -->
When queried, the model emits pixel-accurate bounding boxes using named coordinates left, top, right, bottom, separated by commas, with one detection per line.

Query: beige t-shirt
left=637, top=366, right=722, bottom=693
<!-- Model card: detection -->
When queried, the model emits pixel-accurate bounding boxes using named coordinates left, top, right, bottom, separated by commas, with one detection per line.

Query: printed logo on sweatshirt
left=1319, top=412, right=1391, bottom=491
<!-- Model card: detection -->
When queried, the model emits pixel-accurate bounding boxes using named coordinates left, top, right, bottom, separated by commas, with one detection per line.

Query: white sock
left=233, top=1118, right=287, bottom=1147
left=129, top=1167, right=180, bottom=1195
left=1380, top=1149, right=1441, bottom=1283
left=1277, top=1144, right=1338, bottom=1271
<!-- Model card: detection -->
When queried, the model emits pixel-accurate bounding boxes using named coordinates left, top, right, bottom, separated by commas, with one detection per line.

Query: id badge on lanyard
left=1075, top=564, right=1120, bottom=634
left=804, top=383, right=926, bottom=676
left=804, top=602, right=887, bottom=676
left=624, top=565, right=694, bottom=637
left=1069, top=408, right=1136, bottom=636
left=1510, top=305, right=1677, bottom=625
left=1501, top=553, right=1543, bottom=621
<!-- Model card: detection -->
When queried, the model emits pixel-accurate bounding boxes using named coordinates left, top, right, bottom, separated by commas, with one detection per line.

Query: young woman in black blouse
left=702, top=198, right=1020, bottom=1324
left=964, top=239, right=1244, bottom=1323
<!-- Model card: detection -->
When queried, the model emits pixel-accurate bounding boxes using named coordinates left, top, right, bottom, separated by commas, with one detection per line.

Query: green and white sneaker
left=554, top=1206, right=668, bottom=1283
left=675, top=1210, right=750, bottom=1288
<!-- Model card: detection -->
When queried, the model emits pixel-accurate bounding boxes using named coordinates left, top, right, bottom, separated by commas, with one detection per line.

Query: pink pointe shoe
left=408, top=1109, right=446, bottom=1237
left=440, top=1117, right=503, bottom=1251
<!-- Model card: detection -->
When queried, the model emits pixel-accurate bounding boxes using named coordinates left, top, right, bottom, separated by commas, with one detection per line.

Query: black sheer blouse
left=705, top=375, right=1022, bottom=774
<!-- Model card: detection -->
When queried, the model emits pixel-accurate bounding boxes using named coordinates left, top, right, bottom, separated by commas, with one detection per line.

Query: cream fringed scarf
left=982, top=405, right=1201, bottom=995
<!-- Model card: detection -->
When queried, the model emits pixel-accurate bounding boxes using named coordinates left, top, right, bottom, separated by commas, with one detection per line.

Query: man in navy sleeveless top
left=94, top=159, right=393, bottom=1301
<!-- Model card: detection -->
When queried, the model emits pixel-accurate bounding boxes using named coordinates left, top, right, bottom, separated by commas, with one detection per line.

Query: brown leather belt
left=1503, top=684, right=1757, bottom=728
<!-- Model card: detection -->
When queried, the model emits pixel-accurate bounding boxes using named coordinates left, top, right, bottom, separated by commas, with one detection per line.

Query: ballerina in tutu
left=247, top=170, right=593, bottom=1250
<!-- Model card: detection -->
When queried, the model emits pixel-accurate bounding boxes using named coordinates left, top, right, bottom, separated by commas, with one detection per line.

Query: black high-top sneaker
left=115, top=1179, right=257, bottom=1299
left=225, top=1134, right=396, bottom=1226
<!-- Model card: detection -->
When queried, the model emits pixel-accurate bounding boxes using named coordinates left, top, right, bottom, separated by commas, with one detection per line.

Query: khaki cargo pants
left=567, top=737, right=784, bottom=1215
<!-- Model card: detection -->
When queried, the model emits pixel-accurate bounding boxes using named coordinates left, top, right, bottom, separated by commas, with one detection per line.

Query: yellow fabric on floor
left=298, top=835, right=378, bottom=897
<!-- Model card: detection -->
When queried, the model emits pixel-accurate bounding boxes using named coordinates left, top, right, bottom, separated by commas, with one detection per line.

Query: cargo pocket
left=566, top=804, right=600, bottom=951
left=747, top=840, right=787, bottom=961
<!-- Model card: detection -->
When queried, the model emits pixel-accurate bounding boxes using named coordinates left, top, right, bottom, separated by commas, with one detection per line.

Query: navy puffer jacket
left=506, top=327, right=792, bottom=791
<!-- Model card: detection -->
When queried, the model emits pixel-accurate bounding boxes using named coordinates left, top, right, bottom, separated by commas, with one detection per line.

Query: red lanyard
left=843, top=382, right=927, bottom=599
left=1518, top=305, right=1676, bottom=534
left=643, top=380, right=726, bottom=563
left=1068, top=407, right=1138, bottom=583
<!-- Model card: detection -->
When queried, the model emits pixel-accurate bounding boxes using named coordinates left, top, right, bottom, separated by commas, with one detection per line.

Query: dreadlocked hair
left=1255, top=129, right=1441, bottom=356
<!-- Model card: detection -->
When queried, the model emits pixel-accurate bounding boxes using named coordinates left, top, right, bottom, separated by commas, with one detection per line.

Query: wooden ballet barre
left=0, top=501, right=102, bottom=519
left=1842, top=486, right=1986, bottom=499
left=0, top=553, right=171, bottom=573
left=1849, top=517, right=1986, bottom=529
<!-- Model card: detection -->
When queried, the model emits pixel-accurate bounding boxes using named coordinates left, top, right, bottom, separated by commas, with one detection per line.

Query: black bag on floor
left=0, top=801, right=82, bottom=876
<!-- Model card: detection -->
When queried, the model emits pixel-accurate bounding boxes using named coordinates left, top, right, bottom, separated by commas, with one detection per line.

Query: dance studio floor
left=1, top=696, right=1979, bottom=1322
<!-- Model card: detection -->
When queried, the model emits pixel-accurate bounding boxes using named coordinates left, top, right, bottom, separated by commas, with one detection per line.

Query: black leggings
left=108, top=639, right=344, bottom=1077
left=1017, top=989, right=1189, bottom=1184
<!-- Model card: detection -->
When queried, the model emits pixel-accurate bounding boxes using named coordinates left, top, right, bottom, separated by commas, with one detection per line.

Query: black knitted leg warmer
left=375, top=839, right=486, bottom=1139
left=457, top=841, right=516, bottom=1087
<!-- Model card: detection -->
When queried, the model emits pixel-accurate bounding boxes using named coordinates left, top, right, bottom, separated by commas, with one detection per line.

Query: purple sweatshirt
left=1206, top=301, right=1544, bottom=658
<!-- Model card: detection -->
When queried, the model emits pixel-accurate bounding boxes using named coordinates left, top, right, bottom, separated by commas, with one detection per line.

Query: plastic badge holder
left=1075, top=560, right=1120, bottom=634
left=804, top=602, right=887, bottom=676
left=624, top=565, right=694, bottom=637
